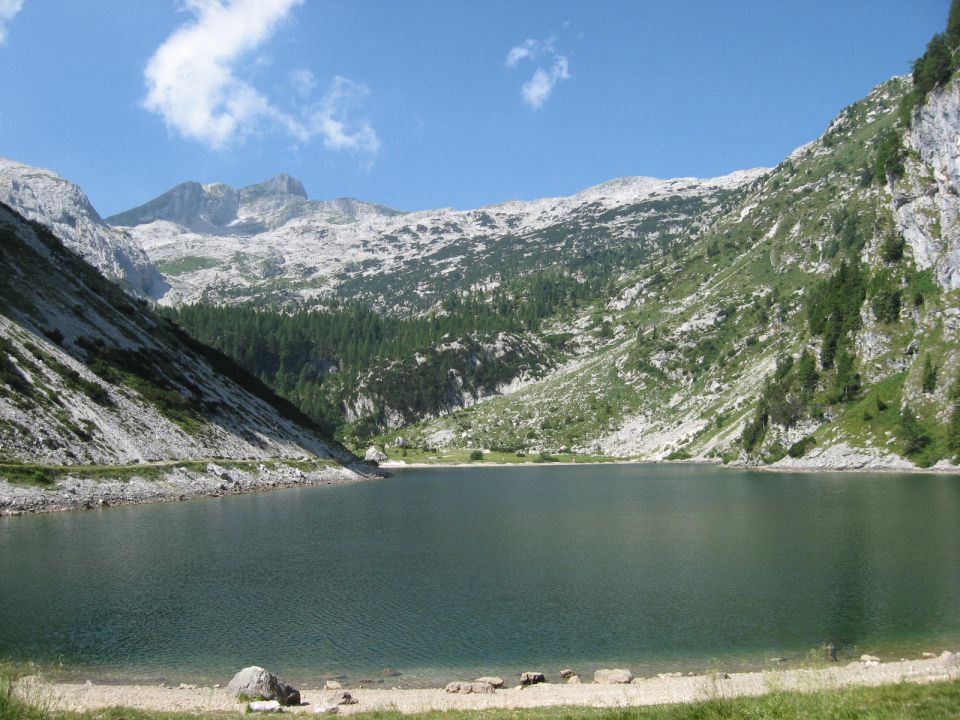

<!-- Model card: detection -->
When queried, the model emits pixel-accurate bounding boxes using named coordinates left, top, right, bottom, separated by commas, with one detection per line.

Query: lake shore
left=0, top=460, right=383, bottom=516
left=17, top=653, right=960, bottom=715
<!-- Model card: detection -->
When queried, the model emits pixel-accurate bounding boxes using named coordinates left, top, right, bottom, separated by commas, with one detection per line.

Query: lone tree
left=921, top=354, right=938, bottom=394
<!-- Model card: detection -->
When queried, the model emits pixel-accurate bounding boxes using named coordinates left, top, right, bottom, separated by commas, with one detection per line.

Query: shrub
left=468, top=449, right=484, bottom=461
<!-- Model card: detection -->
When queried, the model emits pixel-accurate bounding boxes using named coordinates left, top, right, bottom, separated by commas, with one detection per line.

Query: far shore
left=16, top=653, right=960, bottom=715
left=378, top=456, right=960, bottom=476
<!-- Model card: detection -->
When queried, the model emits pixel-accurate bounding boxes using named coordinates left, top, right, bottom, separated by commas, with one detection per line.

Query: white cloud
left=0, top=0, right=24, bottom=44
left=143, top=0, right=380, bottom=158
left=291, top=76, right=381, bottom=156
left=521, top=55, right=569, bottom=110
left=290, top=68, right=316, bottom=99
left=504, top=34, right=570, bottom=110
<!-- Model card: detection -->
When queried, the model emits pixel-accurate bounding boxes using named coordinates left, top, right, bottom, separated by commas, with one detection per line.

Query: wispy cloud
left=0, top=0, right=24, bottom=44
left=505, top=35, right=570, bottom=110
left=143, top=0, right=380, bottom=158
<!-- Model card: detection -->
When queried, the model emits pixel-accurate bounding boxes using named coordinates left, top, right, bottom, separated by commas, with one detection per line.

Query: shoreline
left=0, top=460, right=384, bottom=517
left=379, top=457, right=960, bottom=476
left=16, top=653, right=960, bottom=715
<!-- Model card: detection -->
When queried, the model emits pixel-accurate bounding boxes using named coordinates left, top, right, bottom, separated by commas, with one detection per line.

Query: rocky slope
left=107, top=169, right=765, bottom=308
left=0, top=158, right=167, bottom=298
left=0, top=201, right=368, bottom=513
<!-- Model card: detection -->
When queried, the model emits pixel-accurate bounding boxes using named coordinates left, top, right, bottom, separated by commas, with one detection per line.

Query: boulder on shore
left=227, top=666, right=301, bottom=706
left=474, top=676, right=504, bottom=688
left=519, top=671, right=545, bottom=686
left=364, top=447, right=388, bottom=463
left=328, top=691, right=357, bottom=706
left=594, top=668, right=633, bottom=684
left=445, top=681, right=495, bottom=694
left=559, top=669, right=575, bottom=679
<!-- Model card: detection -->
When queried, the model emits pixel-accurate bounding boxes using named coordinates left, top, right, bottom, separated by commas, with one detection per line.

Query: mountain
left=0, top=159, right=167, bottom=299
left=382, top=73, right=960, bottom=471
left=0, top=201, right=363, bottom=514
left=106, top=169, right=766, bottom=308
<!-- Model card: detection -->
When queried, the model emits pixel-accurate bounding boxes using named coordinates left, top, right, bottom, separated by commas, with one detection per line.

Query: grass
left=2, top=674, right=960, bottom=720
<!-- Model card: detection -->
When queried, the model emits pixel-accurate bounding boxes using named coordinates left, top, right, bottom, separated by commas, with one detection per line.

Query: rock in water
left=227, top=666, right=301, bottom=706
left=474, top=676, right=504, bottom=688
left=559, top=669, right=574, bottom=679
left=324, top=680, right=342, bottom=690
left=248, top=700, right=282, bottom=713
left=519, top=671, right=545, bottom=686
left=594, top=669, right=633, bottom=684
left=364, top=447, right=388, bottom=463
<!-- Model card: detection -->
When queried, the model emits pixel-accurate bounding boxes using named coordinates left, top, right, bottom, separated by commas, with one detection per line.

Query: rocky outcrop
left=895, top=78, right=960, bottom=290
left=364, top=446, right=388, bottom=463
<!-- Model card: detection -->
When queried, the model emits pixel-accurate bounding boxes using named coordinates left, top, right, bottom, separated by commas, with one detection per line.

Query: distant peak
left=245, top=174, right=307, bottom=200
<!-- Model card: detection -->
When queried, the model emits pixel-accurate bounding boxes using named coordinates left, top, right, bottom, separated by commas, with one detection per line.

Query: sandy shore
left=17, top=653, right=960, bottom=715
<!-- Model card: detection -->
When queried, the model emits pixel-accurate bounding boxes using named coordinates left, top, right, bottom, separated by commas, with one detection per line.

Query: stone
left=860, top=655, right=880, bottom=663
left=594, top=668, right=633, bottom=684
left=324, top=681, right=342, bottom=690
left=567, top=675, right=581, bottom=684
left=922, top=652, right=937, bottom=659
left=474, top=676, right=504, bottom=688
left=329, top=691, right=357, bottom=706
left=227, top=666, right=301, bottom=706
left=248, top=701, right=282, bottom=713
left=445, top=681, right=495, bottom=694
left=364, top=447, right=388, bottom=463
left=559, top=669, right=574, bottom=679
left=314, top=705, right=339, bottom=715
left=519, top=671, right=545, bottom=686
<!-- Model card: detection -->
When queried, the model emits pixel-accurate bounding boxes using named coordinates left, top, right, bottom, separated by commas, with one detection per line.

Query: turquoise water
left=1, top=464, right=959, bottom=687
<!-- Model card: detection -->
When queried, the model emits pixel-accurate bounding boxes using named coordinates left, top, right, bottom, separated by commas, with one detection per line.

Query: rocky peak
left=242, top=173, right=308, bottom=201
left=0, top=157, right=166, bottom=298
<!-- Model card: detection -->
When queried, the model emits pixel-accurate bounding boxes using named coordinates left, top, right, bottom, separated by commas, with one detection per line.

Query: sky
left=0, top=1, right=950, bottom=216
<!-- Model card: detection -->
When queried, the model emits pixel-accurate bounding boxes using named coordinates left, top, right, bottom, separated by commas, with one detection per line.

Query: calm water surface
left=1, top=464, right=959, bottom=686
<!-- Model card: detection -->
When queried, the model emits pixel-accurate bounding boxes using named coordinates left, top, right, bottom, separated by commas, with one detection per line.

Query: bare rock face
left=593, top=668, right=633, bottom=684
left=894, top=78, right=960, bottom=291
left=226, top=666, right=301, bottom=706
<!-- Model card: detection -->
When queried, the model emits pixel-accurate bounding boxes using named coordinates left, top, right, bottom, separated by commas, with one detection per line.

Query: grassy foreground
left=4, top=678, right=960, bottom=720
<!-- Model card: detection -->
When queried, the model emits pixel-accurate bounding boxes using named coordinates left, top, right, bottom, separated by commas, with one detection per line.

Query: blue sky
left=0, top=1, right=949, bottom=215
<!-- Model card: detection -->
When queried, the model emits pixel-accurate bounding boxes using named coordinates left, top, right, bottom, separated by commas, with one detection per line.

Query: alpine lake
left=1, top=463, right=959, bottom=687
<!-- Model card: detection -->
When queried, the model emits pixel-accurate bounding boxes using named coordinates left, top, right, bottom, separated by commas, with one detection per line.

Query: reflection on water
left=0, top=464, right=958, bottom=687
